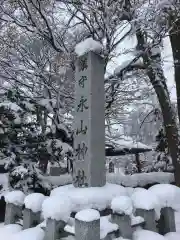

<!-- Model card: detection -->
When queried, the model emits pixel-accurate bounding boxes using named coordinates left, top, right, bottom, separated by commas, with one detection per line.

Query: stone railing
left=3, top=190, right=176, bottom=240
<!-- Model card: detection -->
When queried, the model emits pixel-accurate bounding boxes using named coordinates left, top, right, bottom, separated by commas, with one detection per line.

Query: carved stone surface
left=73, top=51, right=106, bottom=187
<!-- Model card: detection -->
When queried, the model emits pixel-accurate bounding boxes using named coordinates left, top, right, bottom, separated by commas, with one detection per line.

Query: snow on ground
left=0, top=224, right=44, bottom=240
left=75, top=37, right=102, bottom=57
left=131, top=215, right=144, bottom=226
left=133, top=229, right=165, bottom=240
left=165, top=232, right=180, bottom=240
left=12, top=226, right=44, bottom=240
left=40, top=172, right=174, bottom=189
left=50, top=183, right=127, bottom=212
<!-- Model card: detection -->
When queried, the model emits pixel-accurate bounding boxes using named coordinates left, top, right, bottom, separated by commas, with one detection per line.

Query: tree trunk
left=169, top=17, right=180, bottom=123
left=135, top=153, right=141, bottom=173
left=136, top=28, right=180, bottom=186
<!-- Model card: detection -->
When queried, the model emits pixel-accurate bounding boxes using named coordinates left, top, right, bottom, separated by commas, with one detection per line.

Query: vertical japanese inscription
left=74, top=55, right=89, bottom=187
left=74, top=51, right=106, bottom=187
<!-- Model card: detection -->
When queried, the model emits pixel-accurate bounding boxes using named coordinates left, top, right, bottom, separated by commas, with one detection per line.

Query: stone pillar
left=111, top=213, right=132, bottom=239
left=73, top=51, right=106, bottom=187
left=158, top=207, right=176, bottom=235
left=23, top=208, right=41, bottom=229
left=135, top=208, right=157, bottom=232
left=75, top=212, right=100, bottom=240
left=44, top=218, right=65, bottom=240
left=4, top=203, right=22, bottom=225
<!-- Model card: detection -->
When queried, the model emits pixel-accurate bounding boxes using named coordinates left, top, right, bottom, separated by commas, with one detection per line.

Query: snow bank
left=133, top=229, right=165, bottom=240
left=107, top=172, right=174, bottom=187
left=24, top=193, right=46, bottom=213
left=114, top=238, right=130, bottom=240
left=75, top=37, right=102, bottom=57
left=51, top=183, right=127, bottom=212
left=132, top=189, right=159, bottom=211
left=13, top=226, right=44, bottom=240
left=5, top=191, right=25, bottom=206
left=131, top=215, right=144, bottom=226
left=111, top=196, right=133, bottom=215
left=165, top=232, right=180, bottom=240
left=75, top=209, right=100, bottom=222
left=149, top=184, right=180, bottom=210
left=41, top=172, right=174, bottom=188
left=42, top=196, right=71, bottom=221
left=0, top=224, right=22, bottom=238
left=39, top=174, right=72, bottom=187
left=100, top=215, right=118, bottom=239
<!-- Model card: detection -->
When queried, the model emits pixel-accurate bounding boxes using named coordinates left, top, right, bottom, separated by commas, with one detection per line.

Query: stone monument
left=73, top=51, right=106, bottom=187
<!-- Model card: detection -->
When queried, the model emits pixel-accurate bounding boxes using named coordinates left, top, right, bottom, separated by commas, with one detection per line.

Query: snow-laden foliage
left=0, top=88, right=73, bottom=194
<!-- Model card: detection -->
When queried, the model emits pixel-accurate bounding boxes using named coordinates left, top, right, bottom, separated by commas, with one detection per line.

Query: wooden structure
left=105, top=140, right=152, bottom=173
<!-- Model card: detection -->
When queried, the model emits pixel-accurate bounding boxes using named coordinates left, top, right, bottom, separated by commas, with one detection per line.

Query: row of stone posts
left=4, top=199, right=176, bottom=240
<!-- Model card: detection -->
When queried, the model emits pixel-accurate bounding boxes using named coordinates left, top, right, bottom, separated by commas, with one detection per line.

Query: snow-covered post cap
left=131, top=189, right=159, bottom=211
left=42, top=196, right=72, bottom=222
left=5, top=190, right=25, bottom=206
left=132, top=189, right=158, bottom=232
left=24, top=193, right=46, bottom=213
left=148, top=184, right=180, bottom=210
left=75, top=38, right=103, bottom=57
left=5, top=190, right=25, bottom=225
left=23, top=193, right=46, bottom=230
left=75, top=209, right=100, bottom=240
left=75, top=209, right=100, bottom=222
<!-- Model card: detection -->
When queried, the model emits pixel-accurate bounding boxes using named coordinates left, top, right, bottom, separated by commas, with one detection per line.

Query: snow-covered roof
left=105, top=136, right=152, bottom=155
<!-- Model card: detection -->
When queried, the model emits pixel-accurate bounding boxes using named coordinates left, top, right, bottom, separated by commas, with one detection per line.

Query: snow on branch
left=114, top=56, right=145, bottom=77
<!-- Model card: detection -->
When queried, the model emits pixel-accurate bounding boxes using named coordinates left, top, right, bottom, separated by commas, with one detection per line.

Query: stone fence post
left=23, top=208, right=41, bottom=229
left=158, top=207, right=176, bottom=235
left=111, top=213, right=132, bottom=239
left=4, top=191, right=25, bottom=225
left=75, top=209, right=100, bottom=240
left=135, top=208, right=157, bottom=232
left=23, top=193, right=46, bottom=229
left=5, top=203, right=22, bottom=225
left=111, top=196, right=133, bottom=239
left=44, top=218, right=66, bottom=240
